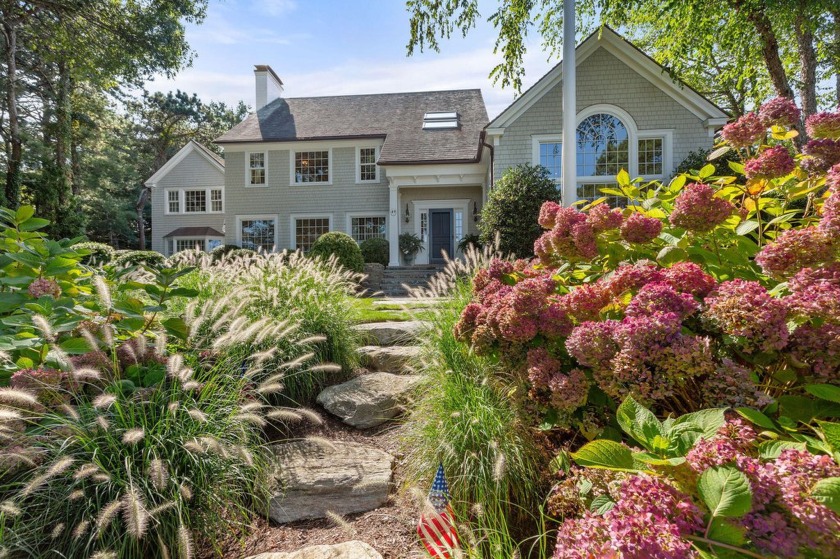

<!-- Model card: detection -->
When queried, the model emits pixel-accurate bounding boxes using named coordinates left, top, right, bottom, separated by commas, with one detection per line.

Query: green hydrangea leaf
left=616, top=395, right=665, bottom=452
left=806, top=384, right=840, bottom=404
left=571, top=440, right=640, bottom=472
left=811, top=477, right=840, bottom=515
left=698, top=465, right=753, bottom=519
left=589, top=494, right=615, bottom=515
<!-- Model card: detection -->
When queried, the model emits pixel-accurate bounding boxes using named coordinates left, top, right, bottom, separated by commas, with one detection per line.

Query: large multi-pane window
left=539, top=142, right=563, bottom=185
left=576, top=113, right=629, bottom=177
left=248, top=152, right=266, bottom=185
left=359, top=148, right=377, bottom=182
left=184, top=190, right=207, bottom=213
left=351, top=216, right=386, bottom=242
left=167, top=191, right=180, bottom=213
left=294, top=151, right=329, bottom=183
left=295, top=218, right=330, bottom=251
left=638, top=138, right=664, bottom=176
left=210, top=189, right=223, bottom=212
left=240, top=219, right=276, bottom=251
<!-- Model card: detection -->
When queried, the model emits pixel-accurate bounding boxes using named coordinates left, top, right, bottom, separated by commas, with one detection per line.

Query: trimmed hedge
left=112, top=250, right=167, bottom=268
left=360, top=237, right=389, bottom=267
left=73, top=241, right=116, bottom=265
left=308, top=231, right=364, bottom=272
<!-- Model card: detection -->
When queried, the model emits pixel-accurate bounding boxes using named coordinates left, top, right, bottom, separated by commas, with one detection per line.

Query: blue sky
left=147, top=0, right=561, bottom=119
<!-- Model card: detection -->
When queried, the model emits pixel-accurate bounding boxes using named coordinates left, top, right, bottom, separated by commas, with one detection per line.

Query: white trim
left=290, top=148, right=333, bottom=186
left=164, top=187, right=224, bottom=216
left=236, top=214, right=279, bottom=251
left=289, top=213, right=333, bottom=250
left=355, top=145, right=381, bottom=184
left=168, top=235, right=225, bottom=257
left=245, top=151, right=269, bottom=187
left=637, top=129, right=674, bottom=179
left=531, top=134, right=563, bottom=166
left=221, top=138, right=384, bottom=153
left=345, top=212, right=388, bottom=242
left=145, top=141, right=224, bottom=188
left=411, top=198, right=470, bottom=265
left=487, top=27, right=728, bottom=131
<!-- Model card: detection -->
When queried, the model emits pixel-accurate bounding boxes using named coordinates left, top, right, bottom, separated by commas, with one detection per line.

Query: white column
left=388, top=181, right=400, bottom=266
left=561, top=0, right=577, bottom=206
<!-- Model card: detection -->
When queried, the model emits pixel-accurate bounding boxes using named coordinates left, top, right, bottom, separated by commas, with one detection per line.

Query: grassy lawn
left=349, top=297, right=437, bottom=323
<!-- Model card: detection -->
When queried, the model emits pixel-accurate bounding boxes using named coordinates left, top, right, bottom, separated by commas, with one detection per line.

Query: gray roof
left=163, top=226, right=224, bottom=238
left=216, top=89, right=488, bottom=164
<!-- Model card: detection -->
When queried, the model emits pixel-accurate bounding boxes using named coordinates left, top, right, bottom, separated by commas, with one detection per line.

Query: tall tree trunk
left=2, top=15, right=21, bottom=208
left=54, top=61, right=72, bottom=205
left=135, top=186, right=149, bottom=250
left=794, top=1, right=818, bottom=118
left=834, top=10, right=840, bottom=107
left=732, top=0, right=795, bottom=100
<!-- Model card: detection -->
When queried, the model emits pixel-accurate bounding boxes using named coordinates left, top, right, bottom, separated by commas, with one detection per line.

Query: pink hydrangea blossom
left=535, top=205, right=599, bottom=264
left=548, top=368, right=589, bottom=411
left=758, top=97, right=801, bottom=128
left=625, top=282, right=699, bottom=319
left=526, top=346, right=561, bottom=388
left=721, top=112, right=766, bottom=148
left=27, top=278, right=61, bottom=299
left=703, top=279, right=789, bottom=353
left=820, top=189, right=840, bottom=232
left=9, top=367, right=67, bottom=406
left=802, top=138, right=840, bottom=173
left=700, top=359, right=773, bottom=408
left=754, top=227, right=836, bottom=278
left=556, top=284, right=612, bottom=322
left=605, top=262, right=664, bottom=298
left=789, top=323, right=840, bottom=382
left=827, top=163, right=840, bottom=191
left=805, top=111, right=840, bottom=140
left=744, top=146, right=795, bottom=179
left=785, top=263, right=840, bottom=324
left=586, top=203, right=624, bottom=232
left=661, top=262, right=717, bottom=298
left=669, top=183, right=734, bottom=233
left=619, top=213, right=662, bottom=244
left=538, top=201, right=563, bottom=229
left=566, top=321, right=619, bottom=368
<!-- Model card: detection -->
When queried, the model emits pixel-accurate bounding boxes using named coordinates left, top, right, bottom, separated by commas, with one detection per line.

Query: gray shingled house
left=147, top=27, right=728, bottom=264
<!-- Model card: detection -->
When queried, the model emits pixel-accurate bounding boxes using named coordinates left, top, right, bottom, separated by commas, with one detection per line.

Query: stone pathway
left=251, top=319, right=427, bottom=559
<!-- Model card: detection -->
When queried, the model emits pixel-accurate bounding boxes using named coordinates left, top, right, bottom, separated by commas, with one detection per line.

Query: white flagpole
left=561, top=0, right=577, bottom=206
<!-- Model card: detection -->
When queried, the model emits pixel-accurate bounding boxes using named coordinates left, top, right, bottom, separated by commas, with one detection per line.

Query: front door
left=429, top=209, right=452, bottom=264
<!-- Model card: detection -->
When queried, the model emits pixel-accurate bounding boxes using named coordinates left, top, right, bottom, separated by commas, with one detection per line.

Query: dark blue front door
left=430, top=209, right=452, bottom=264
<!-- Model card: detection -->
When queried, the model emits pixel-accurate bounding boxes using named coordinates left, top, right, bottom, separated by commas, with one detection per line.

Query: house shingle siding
left=150, top=149, right=225, bottom=253
left=223, top=146, right=391, bottom=249
left=493, top=47, right=713, bottom=184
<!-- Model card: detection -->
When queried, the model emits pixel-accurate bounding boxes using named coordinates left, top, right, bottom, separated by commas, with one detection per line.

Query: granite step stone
left=352, top=321, right=427, bottom=346
left=269, top=440, right=393, bottom=524
left=316, top=372, right=421, bottom=429
left=245, top=541, right=383, bottom=559
left=358, top=345, right=420, bottom=374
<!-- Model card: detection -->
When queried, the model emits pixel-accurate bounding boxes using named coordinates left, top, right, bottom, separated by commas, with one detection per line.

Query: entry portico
left=384, top=160, right=488, bottom=266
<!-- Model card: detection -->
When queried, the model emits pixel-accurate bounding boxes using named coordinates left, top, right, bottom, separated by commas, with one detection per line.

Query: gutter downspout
left=481, top=135, right=495, bottom=190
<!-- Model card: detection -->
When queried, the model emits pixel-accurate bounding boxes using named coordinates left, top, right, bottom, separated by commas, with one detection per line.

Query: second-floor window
left=168, top=190, right=180, bottom=213
left=295, top=151, right=329, bottom=183
left=165, top=188, right=223, bottom=214
left=359, top=147, right=377, bottom=182
left=185, top=190, right=206, bottom=213
left=249, top=152, right=266, bottom=185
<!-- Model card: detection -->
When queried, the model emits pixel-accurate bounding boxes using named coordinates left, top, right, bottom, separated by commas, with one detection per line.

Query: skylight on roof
left=423, top=111, right=459, bottom=130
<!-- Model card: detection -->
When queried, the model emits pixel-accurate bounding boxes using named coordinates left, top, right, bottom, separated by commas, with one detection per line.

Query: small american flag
left=417, top=464, right=459, bottom=557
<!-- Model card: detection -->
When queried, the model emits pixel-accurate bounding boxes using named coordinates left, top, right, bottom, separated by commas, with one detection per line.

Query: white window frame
left=236, top=214, right=279, bottom=252
left=290, top=148, right=333, bottom=186
left=346, top=212, right=388, bottom=242
left=636, top=130, right=673, bottom=180
left=164, top=187, right=224, bottom=215
left=290, top=214, right=333, bottom=251
left=246, top=151, right=268, bottom=187
left=167, top=236, right=225, bottom=256
left=531, top=134, right=563, bottom=187
left=356, top=145, right=380, bottom=183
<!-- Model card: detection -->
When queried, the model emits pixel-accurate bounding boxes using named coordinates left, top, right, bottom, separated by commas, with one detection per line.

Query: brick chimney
left=254, top=65, right=283, bottom=111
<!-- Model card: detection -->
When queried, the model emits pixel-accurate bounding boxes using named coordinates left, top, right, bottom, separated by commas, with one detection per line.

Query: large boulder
left=358, top=345, right=420, bottom=374
left=246, top=541, right=383, bottom=559
left=352, top=321, right=426, bottom=346
left=316, top=372, right=421, bottom=429
left=269, top=440, right=393, bottom=524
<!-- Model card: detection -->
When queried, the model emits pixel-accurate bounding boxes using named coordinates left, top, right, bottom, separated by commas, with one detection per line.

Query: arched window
left=576, top=113, right=629, bottom=177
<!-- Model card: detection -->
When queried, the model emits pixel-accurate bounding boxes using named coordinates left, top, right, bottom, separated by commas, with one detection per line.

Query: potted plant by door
left=399, top=232, right=424, bottom=266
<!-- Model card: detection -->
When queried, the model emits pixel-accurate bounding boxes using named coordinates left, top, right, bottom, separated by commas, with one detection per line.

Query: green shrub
left=457, top=233, right=482, bottom=253
left=209, top=244, right=241, bottom=260
left=308, top=231, right=364, bottom=273
left=478, top=164, right=560, bottom=258
left=401, top=278, right=546, bottom=557
left=73, top=241, right=116, bottom=265
left=675, top=147, right=741, bottom=176
left=0, top=350, right=269, bottom=559
left=113, top=250, right=167, bottom=268
left=359, top=237, right=389, bottom=266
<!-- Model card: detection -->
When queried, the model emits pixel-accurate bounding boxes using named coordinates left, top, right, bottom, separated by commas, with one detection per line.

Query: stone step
left=352, top=320, right=426, bottom=346
left=358, top=345, right=420, bottom=374
left=269, top=440, right=393, bottom=524
left=316, top=372, right=421, bottom=429
left=246, top=541, right=383, bottom=559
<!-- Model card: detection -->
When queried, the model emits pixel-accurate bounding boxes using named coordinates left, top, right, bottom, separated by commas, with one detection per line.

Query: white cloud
left=254, top=0, right=297, bottom=17
left=148, top=45, right=558, bottom=120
